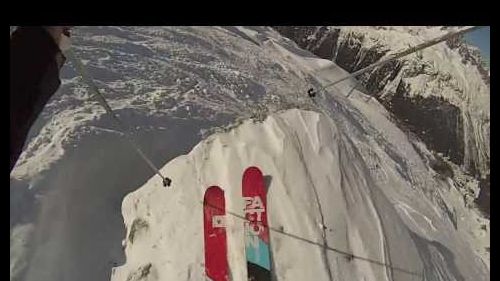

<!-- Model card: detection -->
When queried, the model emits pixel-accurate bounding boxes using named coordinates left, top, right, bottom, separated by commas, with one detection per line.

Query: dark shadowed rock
left=273, top=26, right=488, bottom=178
left=475, top=174, right=490, bottom=218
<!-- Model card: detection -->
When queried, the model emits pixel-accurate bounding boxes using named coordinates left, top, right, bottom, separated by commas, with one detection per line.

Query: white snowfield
left=10, top=27, right=489, bottom=281
left=111, top=108, right=487, bottom=281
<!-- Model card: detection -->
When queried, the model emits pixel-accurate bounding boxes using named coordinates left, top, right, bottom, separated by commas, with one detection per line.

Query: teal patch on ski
left=245, top=236, right=271, bottom=270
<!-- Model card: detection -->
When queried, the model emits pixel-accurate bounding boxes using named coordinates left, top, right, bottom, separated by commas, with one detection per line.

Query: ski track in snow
left=10, top=26, right=489, bottom=281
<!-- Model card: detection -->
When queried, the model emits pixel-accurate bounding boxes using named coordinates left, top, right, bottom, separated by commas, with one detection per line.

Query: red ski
left=243, top=166, right=272, bottom=281
left=203, top=186, right=229, bottom=281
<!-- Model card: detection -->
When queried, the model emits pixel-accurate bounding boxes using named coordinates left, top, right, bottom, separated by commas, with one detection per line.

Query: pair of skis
left=203, top=166, right=271, bottom=281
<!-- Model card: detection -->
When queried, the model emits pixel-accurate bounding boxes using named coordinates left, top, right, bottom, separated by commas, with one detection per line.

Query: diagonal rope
left=310, top=26, right=484, bottom=95
left=66, top=48, right=172, bottom=187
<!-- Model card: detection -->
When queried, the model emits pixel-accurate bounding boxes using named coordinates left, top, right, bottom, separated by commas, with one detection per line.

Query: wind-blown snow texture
left=10, top=27, right=489, bottom=281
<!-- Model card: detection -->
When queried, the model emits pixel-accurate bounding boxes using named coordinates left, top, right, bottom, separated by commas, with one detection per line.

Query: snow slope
left=10, top=27, right=489, bottom=281
left=111, top=108, right=488, bottom=281
left=10, top=26, right=333, bottom=281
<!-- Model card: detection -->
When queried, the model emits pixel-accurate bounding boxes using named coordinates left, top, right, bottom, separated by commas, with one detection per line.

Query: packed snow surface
left=111, top=108, right=488, bottom=281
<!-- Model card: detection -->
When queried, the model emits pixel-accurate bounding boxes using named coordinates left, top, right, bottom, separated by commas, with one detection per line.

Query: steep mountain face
left=10, top=27, right=489, bottom=281
left=112, top=107, right=489, bottom=281
left=273, top=26, right=490, bottom=181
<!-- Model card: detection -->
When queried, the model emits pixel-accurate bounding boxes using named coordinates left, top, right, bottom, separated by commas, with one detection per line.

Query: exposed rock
left=128, top=218, right=149, bottom=244
left=274, top=26, right=489, bottom=178
left=475, top=174, right=490, bottom=218
left=390, top=84, right=465, bottom=165
left=126, top=263, right=153, bottom=281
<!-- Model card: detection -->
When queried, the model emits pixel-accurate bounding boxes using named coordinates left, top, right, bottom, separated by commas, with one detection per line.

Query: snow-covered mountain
left=274, top=26, right=490, bottom=180
left=10, top=27, right=489, bottom=281
left=111, top=107, right=489, bottom=281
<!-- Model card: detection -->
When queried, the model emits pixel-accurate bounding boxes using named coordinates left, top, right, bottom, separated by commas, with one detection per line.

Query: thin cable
left=66, top=48, right=171, bottom=187
left=312, top=26, right=484, bottom=94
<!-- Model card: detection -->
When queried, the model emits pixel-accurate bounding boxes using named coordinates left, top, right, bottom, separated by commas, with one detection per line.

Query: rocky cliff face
left=476, top=174, right=490, bottom=218
left=274, top=26, right=490, bottom=182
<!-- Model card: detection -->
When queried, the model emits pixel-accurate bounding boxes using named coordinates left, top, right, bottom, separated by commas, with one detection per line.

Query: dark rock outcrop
left=273, top=26, right=489, bottom=178
left=476, top=174, right=490, bottom=218
left=389, top=82, right=465, bottom=165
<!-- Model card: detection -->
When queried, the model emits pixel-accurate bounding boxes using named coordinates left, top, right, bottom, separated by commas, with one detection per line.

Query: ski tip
left=205, top=185, right=224, bottom=194
left=244, top=166, right=262, bottom=175
left=204, top=186, right=225, bottom=204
